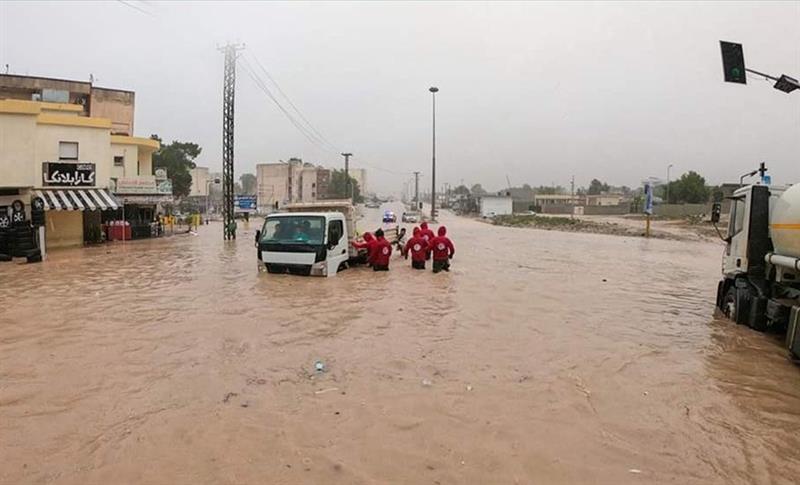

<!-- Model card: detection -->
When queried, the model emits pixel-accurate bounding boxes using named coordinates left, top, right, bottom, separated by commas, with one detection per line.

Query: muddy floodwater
left=2, top=207, right=800, bottom=485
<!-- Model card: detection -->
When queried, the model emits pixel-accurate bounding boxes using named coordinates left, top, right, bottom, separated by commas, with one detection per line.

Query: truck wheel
left=723, top=286, right=750, bottom=326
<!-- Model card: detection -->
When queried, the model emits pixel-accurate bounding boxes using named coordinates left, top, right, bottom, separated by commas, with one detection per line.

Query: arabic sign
left=235, top=195, right=257, bottom=212
left=157, top=179, right=173, bottom=195
left=42, top=162, right=96, bottom=187
left=116, top=176, right=157, bottom=194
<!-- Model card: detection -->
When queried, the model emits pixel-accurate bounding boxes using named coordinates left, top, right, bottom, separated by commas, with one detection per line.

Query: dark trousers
left=373, top=265, right=389, bottom=271
left=432, top=259, right=450, bottom=273
left=412, top=260, right=426, bottom=270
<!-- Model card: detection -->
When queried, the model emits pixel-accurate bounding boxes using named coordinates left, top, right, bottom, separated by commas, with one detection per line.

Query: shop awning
left=35, top=189, right=120, bottom=211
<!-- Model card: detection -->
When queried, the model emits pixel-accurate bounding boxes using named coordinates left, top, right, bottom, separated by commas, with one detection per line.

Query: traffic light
left=720, top=41, right=746, bottom=84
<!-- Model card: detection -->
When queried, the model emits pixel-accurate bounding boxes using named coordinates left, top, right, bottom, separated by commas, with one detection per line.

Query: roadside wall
left=654, top=202, right=730, bottom=217
left=541, top=204, right=630, bottom=215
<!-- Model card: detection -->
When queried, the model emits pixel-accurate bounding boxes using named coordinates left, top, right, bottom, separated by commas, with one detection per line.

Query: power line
left=239, top=57, right=334, bottom=153
left=116, top=0, right=155, bottom=17
left=247, top=52, right=339, bottom=152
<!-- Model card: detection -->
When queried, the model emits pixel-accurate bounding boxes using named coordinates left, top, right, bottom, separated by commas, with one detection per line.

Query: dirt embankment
left=490, top=214, right=724, bottom=242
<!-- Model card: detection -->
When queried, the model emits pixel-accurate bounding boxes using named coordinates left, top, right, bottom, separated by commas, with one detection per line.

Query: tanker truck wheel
left=723, top=285, right=751, bottom=326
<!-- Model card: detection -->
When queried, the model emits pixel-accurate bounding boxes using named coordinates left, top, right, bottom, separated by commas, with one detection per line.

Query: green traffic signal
left=720, top=41, right=747, bottom=84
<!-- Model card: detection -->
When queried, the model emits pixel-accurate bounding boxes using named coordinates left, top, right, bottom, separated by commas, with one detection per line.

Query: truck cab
left=256, top=212, right=350, bottom=277
left=715, top=182, right=800, bottom=356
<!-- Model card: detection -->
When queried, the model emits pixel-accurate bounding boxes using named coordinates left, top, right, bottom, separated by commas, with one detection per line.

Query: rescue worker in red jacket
left=419, top=221, right=435, bottom=244
left=371, top=229, right=392, bottom=271
left=403, top=227, right=430, bottom=270
left=352, top=232, right=377, bottom=265
left=419, top=221, right=436, bottom=261
left=429, top=226, right=455, bottom=273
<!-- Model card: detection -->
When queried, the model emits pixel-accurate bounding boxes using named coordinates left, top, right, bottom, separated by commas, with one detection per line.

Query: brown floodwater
left=2, top=207, right=800, bottom=485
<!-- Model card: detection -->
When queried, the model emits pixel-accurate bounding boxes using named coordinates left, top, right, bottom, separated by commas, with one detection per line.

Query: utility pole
left=666, top=163, right=673, bottom=204
left=429, top=86, right=439, bottom=221
left=341, top=153, right=352, bottom=201
left=413, top=171, right=420, bottom=211
left=570, top=175, right=576, bottom=219
left=219, top=43, right=244, bottom=240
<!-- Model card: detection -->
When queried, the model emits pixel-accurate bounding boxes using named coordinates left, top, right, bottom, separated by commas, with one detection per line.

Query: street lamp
left=429, top=86, right=438, bottom=221
left=666, top=164, right=674, bottom=204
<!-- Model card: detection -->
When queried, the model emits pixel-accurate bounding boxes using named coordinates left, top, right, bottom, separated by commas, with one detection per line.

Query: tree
left=470, top=184, right=487, bottom=196
left=328, top=169, right=363, bottom=203
left=239, top=173, right=257, bottom=195
left=666, top=171, right=710, bottom=204
left=534, top=185, right=564, bottom=195
left=453, top=185, right=470, bottom=196
left=587, top=178, right=610, bottom=195
left=150, top=135, right=201, bottom=198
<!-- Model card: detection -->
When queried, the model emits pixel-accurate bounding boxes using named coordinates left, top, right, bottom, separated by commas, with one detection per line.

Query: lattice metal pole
left=220, top=43, right=244, bottom=240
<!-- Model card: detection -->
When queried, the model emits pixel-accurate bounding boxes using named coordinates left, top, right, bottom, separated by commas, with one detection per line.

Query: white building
left=479, top=195, right=513, bottom=217
left=350, top=168, right=367, bottom=195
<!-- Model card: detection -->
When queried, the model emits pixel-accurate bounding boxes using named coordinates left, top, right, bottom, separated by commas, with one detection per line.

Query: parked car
left=401, top=212, right=419, bottom=223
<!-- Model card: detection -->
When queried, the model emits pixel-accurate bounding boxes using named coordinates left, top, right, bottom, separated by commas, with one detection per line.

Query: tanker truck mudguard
left=713, top=180, right=800, bottom=359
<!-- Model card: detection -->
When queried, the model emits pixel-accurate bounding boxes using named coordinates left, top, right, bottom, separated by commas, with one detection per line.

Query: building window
left=59, top=141, right=79, bottom=160
left=114, top=156, right=124, bottom=167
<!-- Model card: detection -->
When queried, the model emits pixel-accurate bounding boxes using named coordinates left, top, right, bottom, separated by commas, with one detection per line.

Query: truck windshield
left=262, top=216, right=325, bottom=245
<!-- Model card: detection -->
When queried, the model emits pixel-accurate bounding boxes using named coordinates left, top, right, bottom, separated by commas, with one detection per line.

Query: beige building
left=350, top=168, right=367, bottom=195
left=585, top=193, right=625, bottom=206
left=1, top=78, right=160, bottom=249
left=189, top=166, right=211, bottom=197
left=533, top=194, right=583, bottom=207
left=256, top=158, right=331, bottom=211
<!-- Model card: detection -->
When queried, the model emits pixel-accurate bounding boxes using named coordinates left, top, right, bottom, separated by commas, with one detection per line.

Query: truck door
left=325, top=218, right=348, bottom=277
left=724, top=195, right=749, bottom=275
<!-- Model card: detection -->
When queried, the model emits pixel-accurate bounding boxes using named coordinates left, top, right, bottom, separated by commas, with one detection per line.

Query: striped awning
left=35, top=189, right=120, bottom=211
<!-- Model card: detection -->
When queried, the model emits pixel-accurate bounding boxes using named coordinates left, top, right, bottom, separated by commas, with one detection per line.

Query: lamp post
left=429, top=86, right=438, bottom=221
left=666, top=164, right=674, bottom=204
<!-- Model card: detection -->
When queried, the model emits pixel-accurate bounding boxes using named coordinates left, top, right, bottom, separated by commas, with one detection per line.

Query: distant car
left=383, top=210, right=397, bottom=223
left=522, top=210, right=537, bottom=216
left=401, top=212, right=419, bottom=223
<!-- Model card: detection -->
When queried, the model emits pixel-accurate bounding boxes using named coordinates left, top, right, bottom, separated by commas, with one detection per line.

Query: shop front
left=113, top=174, right=174, bottom=239
left=34, top=187, right=120, bottom=248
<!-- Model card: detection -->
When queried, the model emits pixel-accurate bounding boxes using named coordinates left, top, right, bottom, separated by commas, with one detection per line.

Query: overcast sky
left=1, top=1, right=798, bottom=193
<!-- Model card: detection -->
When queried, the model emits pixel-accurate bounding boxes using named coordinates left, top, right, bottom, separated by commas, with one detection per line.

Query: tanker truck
left=712, top=177, right=800, bottom=357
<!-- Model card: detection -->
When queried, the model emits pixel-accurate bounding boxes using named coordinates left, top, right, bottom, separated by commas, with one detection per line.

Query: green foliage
left=588, top=178, right=610, bottom=195
left=239, top=173, right=257, bottom=195
left=665, top=171, right=711, bottom=204
left=453, top=185, right=470, bottom=195
left=150, top=135, right=201, bottom=198
left=329, top=169, right=363, bottom=203
left=534, top=185, right=564, bottom=195
left=470, top=184, right=487, bottom=196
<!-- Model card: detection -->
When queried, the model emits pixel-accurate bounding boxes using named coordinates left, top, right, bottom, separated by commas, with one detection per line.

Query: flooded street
left=2, top=207, right=800, bottom=485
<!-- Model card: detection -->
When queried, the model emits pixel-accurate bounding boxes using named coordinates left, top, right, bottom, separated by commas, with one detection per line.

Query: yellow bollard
left=645, top=214, right=651, bottom=238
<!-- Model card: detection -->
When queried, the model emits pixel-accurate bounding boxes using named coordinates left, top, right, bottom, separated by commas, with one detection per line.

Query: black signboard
left=42, top=162, right=96, bottom=187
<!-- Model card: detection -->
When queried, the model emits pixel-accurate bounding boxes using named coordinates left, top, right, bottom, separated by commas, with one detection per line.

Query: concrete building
left=256, top=159, right=331, bottom=211
left=350, top=168, right=367, bottom=195
left=479, top=195, right=513, bottom=218
left=1, top=76, right=161, bottom=249
left=189, top=166, right=211, bottom=197
left=533, top=194, right=583, bottom=207
left=1, top=74, right=135, bottom=135
left=585, top=193, right=624, bottom=206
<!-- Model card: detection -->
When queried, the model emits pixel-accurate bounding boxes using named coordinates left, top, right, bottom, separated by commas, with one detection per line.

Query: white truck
left=712, top=177, right=800, bottom=357
left=254, top=200, right=398, bottom=277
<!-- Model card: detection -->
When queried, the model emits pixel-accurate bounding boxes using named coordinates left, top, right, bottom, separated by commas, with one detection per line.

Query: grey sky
left=2, top=1, right=798, bottom=193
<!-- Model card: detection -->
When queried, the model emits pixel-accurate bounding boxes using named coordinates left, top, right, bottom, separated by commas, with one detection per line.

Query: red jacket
left=419, top=223, right=435, bottom=244
left=372, top=237, right=392, bottom=266
left=429, top=226, right=455, bottom=261
left=404, top=235, right=429, bottom=262
left=353, top=233, right=378, bottom=264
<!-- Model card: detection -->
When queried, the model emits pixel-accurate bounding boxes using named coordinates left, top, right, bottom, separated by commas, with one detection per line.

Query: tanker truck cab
left=256, top=212, right=349, bottom=277
left=714, top=180, right=800, bottom=357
